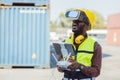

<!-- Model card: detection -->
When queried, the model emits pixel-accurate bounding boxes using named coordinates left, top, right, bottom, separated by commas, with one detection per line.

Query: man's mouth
left=72, top=25, right=77, bottom=30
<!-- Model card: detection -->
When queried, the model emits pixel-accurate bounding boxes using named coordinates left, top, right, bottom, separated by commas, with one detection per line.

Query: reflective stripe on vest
left=65, top=37, right=95, bottom=67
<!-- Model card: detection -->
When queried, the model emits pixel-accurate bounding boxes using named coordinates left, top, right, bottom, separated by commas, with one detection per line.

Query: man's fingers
left=68, top=62, right=80, bottom=70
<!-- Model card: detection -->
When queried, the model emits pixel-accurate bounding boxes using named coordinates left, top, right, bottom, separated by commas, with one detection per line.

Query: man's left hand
left=67, top=61, right=80, bottom=70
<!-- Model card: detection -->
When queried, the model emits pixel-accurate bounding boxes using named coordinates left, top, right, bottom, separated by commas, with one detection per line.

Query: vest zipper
left=75, top=47, right=78, bottom=61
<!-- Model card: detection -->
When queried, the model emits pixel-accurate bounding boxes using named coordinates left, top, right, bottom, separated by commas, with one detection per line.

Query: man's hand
left=67, top=61, right=81, bottom=70
left=57, top=66, right=64, bottom=73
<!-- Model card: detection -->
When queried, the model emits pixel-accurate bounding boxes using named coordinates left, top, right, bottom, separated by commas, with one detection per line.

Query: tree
left=92, top=11, right=106, bottom=29
left=50, top=21, right=57, bottom=32
left=59, top=12, right=72, bottom=28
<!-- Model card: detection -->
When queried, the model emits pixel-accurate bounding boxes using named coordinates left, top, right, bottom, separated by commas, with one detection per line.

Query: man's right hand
left=57, top=66, right=64, bottom=72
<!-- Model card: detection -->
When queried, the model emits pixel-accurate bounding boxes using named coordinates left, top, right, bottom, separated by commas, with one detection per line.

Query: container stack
left=0, top=0, right=50, bottom=69
left=107, top=13, right=120, bottom=46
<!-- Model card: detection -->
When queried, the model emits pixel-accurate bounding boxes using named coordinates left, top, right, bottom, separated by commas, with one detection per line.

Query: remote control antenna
left=52, top=53, right=58, bottom=62
left=60, top=43, right=68, bottom=61
left=66, top=52, right=71, bottom=61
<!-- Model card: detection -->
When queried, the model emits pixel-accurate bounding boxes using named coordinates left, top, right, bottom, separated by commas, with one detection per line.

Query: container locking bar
left=12, top=2, right=35, bottom=6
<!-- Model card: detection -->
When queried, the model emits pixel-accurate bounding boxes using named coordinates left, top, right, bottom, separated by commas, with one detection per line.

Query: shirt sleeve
left=80, top=42, right=102, bottom=77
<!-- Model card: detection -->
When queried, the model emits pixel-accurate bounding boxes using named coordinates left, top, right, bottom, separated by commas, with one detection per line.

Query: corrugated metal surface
left=0, top=6, right=50, bottom=68
left=107, top=29, right=120, bottom=46
left=0, top=0, right=49, bottom=5
left=107, top=13, right=120, bottom=29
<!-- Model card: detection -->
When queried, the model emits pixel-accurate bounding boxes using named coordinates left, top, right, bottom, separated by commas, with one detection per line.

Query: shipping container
left=0, top=6, right=50, bottom=68
left=0, top=0, right=49, bottom=6
left=107, top=29, right=120, bottom=46
left=107, top=13, right=120, bottom=29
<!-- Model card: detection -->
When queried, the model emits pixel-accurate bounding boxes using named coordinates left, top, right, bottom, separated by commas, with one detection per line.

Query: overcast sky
left=50, top=0, right=120, bottom=21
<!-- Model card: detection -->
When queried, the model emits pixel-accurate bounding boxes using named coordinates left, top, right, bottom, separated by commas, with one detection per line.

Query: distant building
left=87, top=29, right=107, bottom=41
left=107, top=13, right=120, bottom=46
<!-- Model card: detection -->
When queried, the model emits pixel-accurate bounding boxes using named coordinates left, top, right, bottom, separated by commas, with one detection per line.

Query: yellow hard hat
left=81, top=9, right=95, bottom=30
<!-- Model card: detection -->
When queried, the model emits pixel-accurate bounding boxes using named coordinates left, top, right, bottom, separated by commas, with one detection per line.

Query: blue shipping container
left=0, top=6, right=50, bottom=68
left=0, top=0, right=49, bottom=5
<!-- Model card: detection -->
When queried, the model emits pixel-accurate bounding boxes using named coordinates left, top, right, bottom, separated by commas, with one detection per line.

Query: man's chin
left=72, top=30, right=83, bottom=35
left=72, top=30, right=76, bottom=32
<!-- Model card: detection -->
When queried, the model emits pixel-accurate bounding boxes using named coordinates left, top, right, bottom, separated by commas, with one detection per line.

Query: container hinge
left=0, top=4, right=9, bottom=8
left=38, top=4, right=50, bottom=9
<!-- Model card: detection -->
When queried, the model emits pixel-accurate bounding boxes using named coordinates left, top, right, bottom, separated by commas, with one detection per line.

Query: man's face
left=72, top=20, right=86, bottom=35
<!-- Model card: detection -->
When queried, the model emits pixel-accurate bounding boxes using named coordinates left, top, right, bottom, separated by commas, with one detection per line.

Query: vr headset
left=65, top=10, right=90, bottom=26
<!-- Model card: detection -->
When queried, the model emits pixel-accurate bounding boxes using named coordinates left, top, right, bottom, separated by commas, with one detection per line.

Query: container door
left=0, top=6, right=50, bottom=68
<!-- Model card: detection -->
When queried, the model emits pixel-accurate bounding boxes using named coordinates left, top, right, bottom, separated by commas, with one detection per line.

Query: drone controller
left=57, top=61, right=71, bottom=69
left=52, top=43, right=74, bottom=70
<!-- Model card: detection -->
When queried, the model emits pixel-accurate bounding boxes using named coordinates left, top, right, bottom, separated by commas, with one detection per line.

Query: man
left=57, top=9, right=102, bottom=80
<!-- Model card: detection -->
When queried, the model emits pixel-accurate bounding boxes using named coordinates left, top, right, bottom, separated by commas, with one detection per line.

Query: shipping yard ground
left=0, top=40, right=120, bottom=80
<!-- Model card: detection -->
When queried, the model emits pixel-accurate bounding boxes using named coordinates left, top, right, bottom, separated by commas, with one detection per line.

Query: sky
left=50, top=0, right=120, bottom=21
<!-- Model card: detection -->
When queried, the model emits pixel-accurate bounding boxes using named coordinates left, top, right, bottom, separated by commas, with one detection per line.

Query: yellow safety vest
left=65, top=37, right=95, bottom=67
